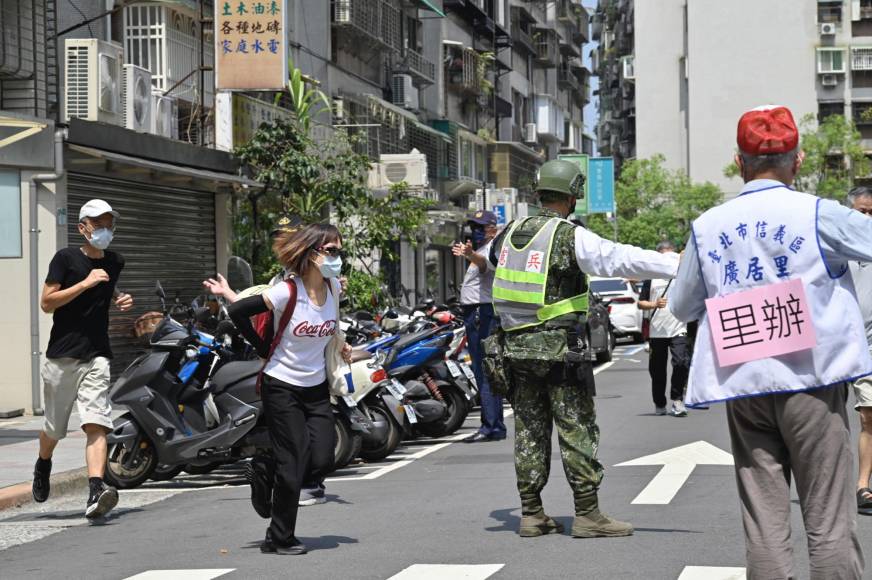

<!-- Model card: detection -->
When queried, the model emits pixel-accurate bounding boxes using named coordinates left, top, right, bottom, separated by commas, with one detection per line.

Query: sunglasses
left=316, top=246, right=343, bottom=257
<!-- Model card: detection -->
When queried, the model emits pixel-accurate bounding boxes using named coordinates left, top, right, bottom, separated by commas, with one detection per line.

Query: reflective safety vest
left=492, top=217, right=588, bottom=331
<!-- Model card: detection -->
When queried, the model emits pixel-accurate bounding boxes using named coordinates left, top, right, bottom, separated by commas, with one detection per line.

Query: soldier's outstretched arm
left=818, top=198, right=872, bottom=265
left=573, top=226, right=679, bottom=280
left=669, top=234, right=707, bottom=323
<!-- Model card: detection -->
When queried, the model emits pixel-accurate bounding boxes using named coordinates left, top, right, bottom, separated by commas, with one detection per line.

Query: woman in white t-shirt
left=228, top=223, right=351, bottom=556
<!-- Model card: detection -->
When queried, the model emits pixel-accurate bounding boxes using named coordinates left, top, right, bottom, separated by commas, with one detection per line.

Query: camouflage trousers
left=509, top=358, right=603, bottom=515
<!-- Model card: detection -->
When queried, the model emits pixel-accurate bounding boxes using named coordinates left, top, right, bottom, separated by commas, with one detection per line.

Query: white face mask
left=319, top=255, right=343, bottom=278
left=87, top=227, right=113, bottom=250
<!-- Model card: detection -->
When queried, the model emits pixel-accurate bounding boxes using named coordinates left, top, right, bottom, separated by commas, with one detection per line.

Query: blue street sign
left=587, top=157, right=615, bottom=214
left=492, top=204, right=507, bottom=226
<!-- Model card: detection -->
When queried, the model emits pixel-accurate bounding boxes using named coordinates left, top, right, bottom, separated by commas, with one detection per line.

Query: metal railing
left=406, top=47, right=435, bottom=83
left=853, top=47, right=872, bottom=71
left=333, top=0, right=401, bottom=52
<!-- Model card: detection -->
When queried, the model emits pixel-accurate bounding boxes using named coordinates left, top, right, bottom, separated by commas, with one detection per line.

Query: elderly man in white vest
left=671, top=105, right=872, bottom=580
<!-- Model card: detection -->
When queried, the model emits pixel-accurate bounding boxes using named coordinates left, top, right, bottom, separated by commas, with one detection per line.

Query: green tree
left=724, top=113, right=870, bottom=200
left=586, top=155, right=723, bottom=249
left=230, top=66, right=433, bottom=283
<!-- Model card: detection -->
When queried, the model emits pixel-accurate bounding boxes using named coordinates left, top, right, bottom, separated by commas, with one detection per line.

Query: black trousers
left=648, top=335, right=690, bottom=407
left=261, top=375, right=335, bottom=545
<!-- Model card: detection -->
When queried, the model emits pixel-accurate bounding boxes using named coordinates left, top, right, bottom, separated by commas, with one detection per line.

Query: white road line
left=387, top=564, right=505, bottom=580
left=677, top=566, right=746, bottom=580
left=594, top=361, right=615, bottom=375
left=123, top=570, right=235, bottom=580
left=621, top=345, right=644, bottom=355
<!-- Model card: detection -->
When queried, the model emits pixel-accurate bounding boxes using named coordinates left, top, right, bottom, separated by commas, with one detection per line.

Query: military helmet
left=535, top=159, right=585, bottom=199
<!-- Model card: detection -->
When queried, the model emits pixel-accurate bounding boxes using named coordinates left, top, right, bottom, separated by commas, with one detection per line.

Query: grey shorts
left=42, top=357, right=113, bottom=440
left=852, top=373, right=872, bottom=410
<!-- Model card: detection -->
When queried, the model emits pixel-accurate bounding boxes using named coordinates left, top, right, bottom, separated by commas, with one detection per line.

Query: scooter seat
left=211, top=360, right=263, bottom=393
left=391, top=328, right=440, bottom=353
left=349, top=349, right=373, bottom=363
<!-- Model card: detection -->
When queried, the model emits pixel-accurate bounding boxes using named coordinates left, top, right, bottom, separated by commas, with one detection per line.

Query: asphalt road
left=2, top=345, right=870, bottom=580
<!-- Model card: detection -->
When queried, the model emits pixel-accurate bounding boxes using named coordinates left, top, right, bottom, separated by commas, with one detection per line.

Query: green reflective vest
left=492, top=217, right=588, bottom=331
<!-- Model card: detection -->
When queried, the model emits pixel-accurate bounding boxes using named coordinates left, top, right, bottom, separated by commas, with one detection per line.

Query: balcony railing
left=511, top=21, right=536, bottom=54
left=333, top=0, right=401, bottom=52
left=446, top=46, right=484, bottom=95
left=406, top=47, right=436, bottom=84
left=558, top=63, right=581, bottom=93
left=853, top=47, right=872, bottom=71
left=533, top=28, right=559, bottom=68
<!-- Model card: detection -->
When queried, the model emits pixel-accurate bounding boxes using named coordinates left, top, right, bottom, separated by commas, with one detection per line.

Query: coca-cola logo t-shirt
left=263, top=278, right=337, bottom=387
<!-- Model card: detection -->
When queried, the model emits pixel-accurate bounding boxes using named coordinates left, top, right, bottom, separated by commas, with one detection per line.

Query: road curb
left=0, top=468, right=89, bottom=511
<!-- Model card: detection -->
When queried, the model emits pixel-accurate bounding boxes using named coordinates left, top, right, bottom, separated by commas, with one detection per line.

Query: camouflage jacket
left=489, top=208, right=586, bottom=362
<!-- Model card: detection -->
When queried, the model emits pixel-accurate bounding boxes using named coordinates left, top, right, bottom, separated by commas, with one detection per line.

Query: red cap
left=736, top=105, right=799, bottom=155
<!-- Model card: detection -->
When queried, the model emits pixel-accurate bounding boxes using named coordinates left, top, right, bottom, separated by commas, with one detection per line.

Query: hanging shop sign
left=215, top=0, right=288, bottom=90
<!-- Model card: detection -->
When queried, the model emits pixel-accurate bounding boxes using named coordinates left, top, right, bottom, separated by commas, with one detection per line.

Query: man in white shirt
left=847, top=186, right=872, bottom=516
left=637, top=240, right=689, bottom=417
left=453, top=211, right=506, bottom=442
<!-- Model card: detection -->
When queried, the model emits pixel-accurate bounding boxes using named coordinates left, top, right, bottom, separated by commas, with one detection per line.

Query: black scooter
left=104, top=283, right=374, bottom=489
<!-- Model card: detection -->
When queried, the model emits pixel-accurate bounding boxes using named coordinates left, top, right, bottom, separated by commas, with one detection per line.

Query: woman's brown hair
left=272, top=223, right=342, bottom=277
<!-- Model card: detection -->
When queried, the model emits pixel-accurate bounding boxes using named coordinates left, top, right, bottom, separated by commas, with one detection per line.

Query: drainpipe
left=29, top=128, right=66, bottom=415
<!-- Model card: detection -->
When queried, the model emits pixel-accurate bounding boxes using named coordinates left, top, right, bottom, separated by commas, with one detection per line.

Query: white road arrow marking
left=615, top=441, right=734, bottom=504
left=677, top=566, right=746, bottom=579
left=124, top=570, right=234, bottom=580
left=387, top=564, right=504, bottom=580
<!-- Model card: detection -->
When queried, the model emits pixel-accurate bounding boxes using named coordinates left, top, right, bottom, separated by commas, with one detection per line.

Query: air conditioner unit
left=333, top=97, right=345, bottom=121
left=368, top=149, right=429, bottom=190
left=820, top=22, right=837, bottom=36
left=524, top=122, right=538, bottom=143
left=63, top=39, right=124, bottom=125
left=392, top=74, right=419, bottom=111
left=122, top=64, right=153, bottom=132
left=151, top=91, right=179, bottom=139
left=821, top=73, right=839, bottom=87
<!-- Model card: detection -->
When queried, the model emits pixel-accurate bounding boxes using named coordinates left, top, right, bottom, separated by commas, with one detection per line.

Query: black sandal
left=858, top=488, right=872, bottom=516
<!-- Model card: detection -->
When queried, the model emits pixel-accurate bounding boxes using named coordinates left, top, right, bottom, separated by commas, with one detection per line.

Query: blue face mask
left=470, top=228, right=487, bottom=250
left=319, top=255, right=343, bottom=278
left=88, top=228, right=113, bottom=250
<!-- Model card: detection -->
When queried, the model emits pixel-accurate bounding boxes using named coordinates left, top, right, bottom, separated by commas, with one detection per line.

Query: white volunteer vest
left=688, top=184, right=872, bottom=405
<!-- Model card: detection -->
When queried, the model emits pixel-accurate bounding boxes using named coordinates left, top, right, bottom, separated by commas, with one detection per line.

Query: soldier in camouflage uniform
left=485, top=160, right=680, bottom=538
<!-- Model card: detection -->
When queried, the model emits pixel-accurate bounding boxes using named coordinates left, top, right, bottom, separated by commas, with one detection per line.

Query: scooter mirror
left=155, top=281, right=166, bottom=299
left=227, top=256, right=254, bottom=291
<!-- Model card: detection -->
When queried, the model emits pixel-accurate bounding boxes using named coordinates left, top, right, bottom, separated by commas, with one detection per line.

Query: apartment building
left=593, top=0, right=819, bottom=196
left=0, top=0, right=249, bottom=414
left=0, top=0, right=590, bottom=413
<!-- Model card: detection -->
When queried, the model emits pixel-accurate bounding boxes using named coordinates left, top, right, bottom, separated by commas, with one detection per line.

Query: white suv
left=588, top=277, right=644, bottom=342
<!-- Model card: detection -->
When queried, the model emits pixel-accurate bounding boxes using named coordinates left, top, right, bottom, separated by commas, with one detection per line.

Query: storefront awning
left=67, top=144, right=262, bottom=191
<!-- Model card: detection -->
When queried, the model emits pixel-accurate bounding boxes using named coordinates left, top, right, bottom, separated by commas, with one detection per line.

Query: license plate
left=460, top=363, right=476, bottom=383
left=342, top=395, right=357, bottom=408
left=388, top=379, right=407, bottom=398
left=445, top=359, right=462, bottom=378
left=403, top=404, right=418, bottom=424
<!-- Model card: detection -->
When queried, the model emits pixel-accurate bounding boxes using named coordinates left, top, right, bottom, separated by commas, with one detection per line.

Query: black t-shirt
left=45, top=247, right=125, bottom=361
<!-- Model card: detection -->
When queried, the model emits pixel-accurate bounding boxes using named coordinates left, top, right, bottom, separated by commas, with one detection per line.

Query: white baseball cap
left=78, top=199, right=120, bottom=222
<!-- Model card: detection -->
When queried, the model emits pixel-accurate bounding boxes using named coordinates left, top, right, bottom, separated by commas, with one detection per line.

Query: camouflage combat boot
left=571, top=490, right=633, bottom=538
left=518, top=493, right=563, bottom=537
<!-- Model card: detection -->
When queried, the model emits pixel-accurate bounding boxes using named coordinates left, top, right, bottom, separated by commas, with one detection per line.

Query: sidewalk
left=0, top=413, right=89, bottom=509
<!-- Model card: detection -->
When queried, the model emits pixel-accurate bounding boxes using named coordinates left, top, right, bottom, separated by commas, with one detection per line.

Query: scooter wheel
left=149, top=464, right=184, bottom=482
left=414, top=386, right=468, bottom=438
left=333, top=416, right=362, bottom=469
left=359, top=404, right=402, bottom=461
left=104, top=435, right=158, bottom=489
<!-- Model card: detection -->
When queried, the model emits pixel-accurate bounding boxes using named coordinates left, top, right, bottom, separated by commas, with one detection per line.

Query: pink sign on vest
left=705, top=278, right=817, bottom=367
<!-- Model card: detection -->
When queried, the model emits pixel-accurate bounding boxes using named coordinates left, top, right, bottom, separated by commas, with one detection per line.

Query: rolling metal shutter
left=67, top=173, right=217, bottom=376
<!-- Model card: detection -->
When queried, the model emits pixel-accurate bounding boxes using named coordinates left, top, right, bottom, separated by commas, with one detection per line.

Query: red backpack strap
left=257, top=279, right=298, bottom=394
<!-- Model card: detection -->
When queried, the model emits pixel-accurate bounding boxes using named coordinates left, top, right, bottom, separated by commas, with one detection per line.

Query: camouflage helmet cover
left=535, top=159, right=586, bottom=199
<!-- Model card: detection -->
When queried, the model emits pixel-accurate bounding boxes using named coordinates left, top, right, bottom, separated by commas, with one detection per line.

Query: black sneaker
left=245, top=456, right=274, bottom=518
left=260, top=530, right=308, bottom=555
left=85, top=482, right=119, bottom=519
left=32, top=458, right=52, bottom=503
